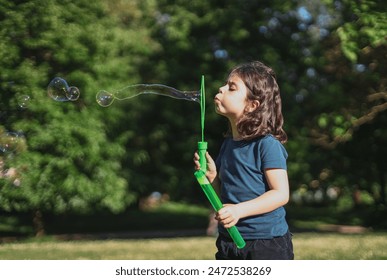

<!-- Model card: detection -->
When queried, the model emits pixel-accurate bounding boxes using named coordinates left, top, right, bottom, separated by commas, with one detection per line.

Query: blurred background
left=0, top=0, right=386, bottom=242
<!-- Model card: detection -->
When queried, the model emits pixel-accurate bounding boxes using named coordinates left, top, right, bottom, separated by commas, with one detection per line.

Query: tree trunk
left=352, top=186, right=361, bottom=207
left=32, top=209, right=45, bottom=237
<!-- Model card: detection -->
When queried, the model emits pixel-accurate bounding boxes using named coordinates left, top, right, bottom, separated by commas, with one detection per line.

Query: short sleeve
left=260, top=135, right=288, bottom=170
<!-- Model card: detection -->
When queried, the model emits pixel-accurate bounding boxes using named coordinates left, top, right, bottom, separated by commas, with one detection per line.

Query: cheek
left=232, top=97, right=248, bottom=110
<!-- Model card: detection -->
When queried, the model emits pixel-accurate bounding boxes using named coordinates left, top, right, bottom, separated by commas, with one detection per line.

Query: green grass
left=2, top=202, right=387, bottom=260
left=1, top=233, right=387, bottom=260
left=293, top=232, right=387, bottom=259
left=0, top=236, right=216, bottom=260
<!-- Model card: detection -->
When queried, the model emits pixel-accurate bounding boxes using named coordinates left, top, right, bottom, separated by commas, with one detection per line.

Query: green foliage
left=0, top=0, right=149, bottom=218
left=337, top=0, right=387, bottom=62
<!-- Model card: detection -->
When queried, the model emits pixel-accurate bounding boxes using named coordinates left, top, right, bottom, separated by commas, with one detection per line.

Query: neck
left=229, top=120, right=242, bottom=140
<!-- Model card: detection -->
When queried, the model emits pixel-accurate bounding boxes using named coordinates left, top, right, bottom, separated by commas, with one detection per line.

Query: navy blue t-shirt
left=216, top=135, right=289, bottom=239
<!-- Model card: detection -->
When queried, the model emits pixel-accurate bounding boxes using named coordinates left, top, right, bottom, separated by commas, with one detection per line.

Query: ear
left=246, top=100, right=260, bottom=112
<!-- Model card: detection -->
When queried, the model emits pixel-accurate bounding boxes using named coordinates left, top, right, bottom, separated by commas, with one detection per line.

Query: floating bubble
left=96, top=90, right=114, bottom=107
left=0, top=132, right=19, bottom=154
left=47, top=77, right=80, bottom=102
left=47, top=77, right=69, bottom=101
left=96, top=84, right=200, bottom=107
left=17, top=95, right=31, bottom=109
left=66, top=86, right=80, bottom=101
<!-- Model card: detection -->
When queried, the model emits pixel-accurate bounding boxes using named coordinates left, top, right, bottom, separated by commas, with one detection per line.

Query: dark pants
left=215, top=231, right=294, bottom=260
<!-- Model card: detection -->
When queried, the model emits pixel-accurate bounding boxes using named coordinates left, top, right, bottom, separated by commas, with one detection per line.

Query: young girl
left=194, top=61, right=294, bottom=260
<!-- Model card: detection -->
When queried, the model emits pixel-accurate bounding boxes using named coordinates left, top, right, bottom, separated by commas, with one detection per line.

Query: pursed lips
left=214, top=97, right=221, bottom=111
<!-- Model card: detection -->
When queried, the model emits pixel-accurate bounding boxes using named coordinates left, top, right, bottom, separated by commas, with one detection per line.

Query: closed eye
left=228, top=82, right=237, bottom=91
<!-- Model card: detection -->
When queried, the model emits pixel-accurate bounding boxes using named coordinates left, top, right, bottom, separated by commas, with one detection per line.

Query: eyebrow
left=229, top=82, right=241, bottom=91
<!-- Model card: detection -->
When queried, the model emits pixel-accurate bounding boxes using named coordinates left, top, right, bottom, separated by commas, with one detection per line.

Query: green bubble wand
left=194, top=76, right=246, bottom=249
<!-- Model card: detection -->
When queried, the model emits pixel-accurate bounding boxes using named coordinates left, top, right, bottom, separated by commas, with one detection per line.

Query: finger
left=218, top=206, right=231, bottom=216
left=217, top=208, right=226, bottom=217
left=205, top=152, right=216, bottom=165
left=193, top=152, right=201, bottom=170
left=215, top=212, right=224, bottom=221
left=194, top=162, right=201, bottom=170
left=220, top=218, right=235, bottom=228
left=218, top=212, right=231, bottom=221
left=223, top=221, right=236, bottom=228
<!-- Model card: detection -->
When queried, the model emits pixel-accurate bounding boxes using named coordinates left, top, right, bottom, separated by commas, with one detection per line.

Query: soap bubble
left=0, top=132, right=19, bottom=154
left=96, top=84, right=200, bottom=107
left=66, top=86, right=80, bottom=101
left=17, top=95, right=31, bottom=109
left=96, top=90, right=114, bottom=107
left=47, top=77, right=80, bottom=101
left=47, top=77, right=69, bottom=101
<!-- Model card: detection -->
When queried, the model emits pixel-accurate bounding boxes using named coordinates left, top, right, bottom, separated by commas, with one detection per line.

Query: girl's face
left=214, top=74, right=248, bottom=121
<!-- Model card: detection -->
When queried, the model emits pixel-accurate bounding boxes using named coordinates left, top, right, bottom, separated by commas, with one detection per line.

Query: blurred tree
left=303, top=0, right=386, bottom=206
left=1, top=0, right=386, bottom=237
left=0, top=0, right=156, bottom=235
left=130, top=0, right=386, bottom=207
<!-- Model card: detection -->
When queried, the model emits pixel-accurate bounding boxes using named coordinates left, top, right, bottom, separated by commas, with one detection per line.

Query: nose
left=218, top=85, right=226, bottom=94
left=215, top=89, right=222, bottom=100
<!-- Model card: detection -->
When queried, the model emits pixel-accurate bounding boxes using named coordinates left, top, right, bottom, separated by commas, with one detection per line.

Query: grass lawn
left=1, top=232, right=387, bottom=260
left=1, top=202, right=387, bottom=260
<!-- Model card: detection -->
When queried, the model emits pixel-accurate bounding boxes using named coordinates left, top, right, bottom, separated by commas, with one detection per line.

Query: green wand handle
left=194, top=170, right=246, bottom=249
left=197, top=141, right=208, bottom=172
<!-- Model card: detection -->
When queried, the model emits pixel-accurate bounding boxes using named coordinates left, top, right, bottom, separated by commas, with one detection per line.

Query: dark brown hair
left=229, top=61, right=287, bottom=143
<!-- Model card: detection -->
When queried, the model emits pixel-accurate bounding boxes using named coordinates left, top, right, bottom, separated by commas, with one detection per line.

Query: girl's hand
left=216, top=204, right=241, bottom=228
left=193, top=151, right=217, bottom=183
